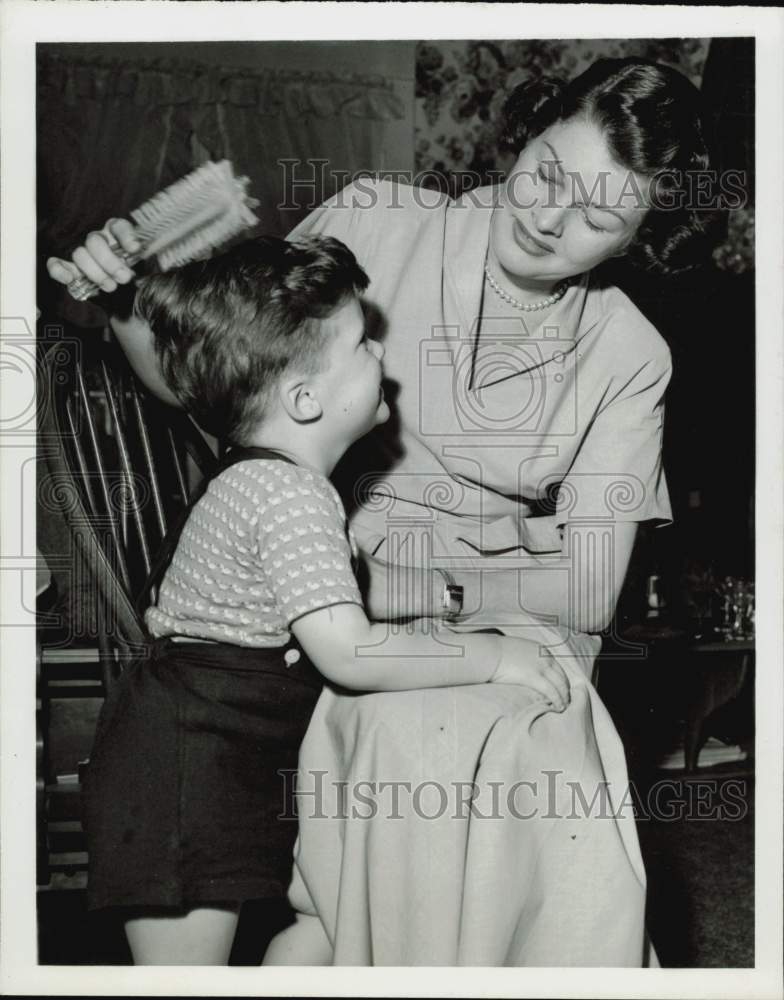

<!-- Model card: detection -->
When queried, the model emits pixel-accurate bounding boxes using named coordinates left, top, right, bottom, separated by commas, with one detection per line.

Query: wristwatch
left=436, top=568, right=464, bottom=622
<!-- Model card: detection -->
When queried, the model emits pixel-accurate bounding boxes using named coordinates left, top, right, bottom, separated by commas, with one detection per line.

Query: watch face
left=445, top=584, right=464, bottom=617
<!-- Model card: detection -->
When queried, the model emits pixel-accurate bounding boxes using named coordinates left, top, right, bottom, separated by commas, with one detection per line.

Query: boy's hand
left=46, top=218, right=141, bottom=296
left=491, top=639, right=571, bottom=711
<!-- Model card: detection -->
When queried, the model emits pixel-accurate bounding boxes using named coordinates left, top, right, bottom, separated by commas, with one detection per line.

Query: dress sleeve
left=553, top=348, right=673, bottom=528
left=256, top=473, right=363, bottom=626
left=286, top=179, right=379, bottom=246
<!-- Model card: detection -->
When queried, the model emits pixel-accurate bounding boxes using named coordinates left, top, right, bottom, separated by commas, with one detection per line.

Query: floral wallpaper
left=414, top=38, right=753, bottom=272
left=711, top=205, right=754, bottom=274
left=415, top=39, right=710, bottom=182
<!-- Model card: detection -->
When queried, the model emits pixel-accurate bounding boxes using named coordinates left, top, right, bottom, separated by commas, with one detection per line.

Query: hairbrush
left=66, top=160, right=260, bottom=302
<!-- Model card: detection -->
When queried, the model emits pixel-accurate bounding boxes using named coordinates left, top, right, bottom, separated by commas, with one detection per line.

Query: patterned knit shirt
left=145, top=459, right=363, bottom=647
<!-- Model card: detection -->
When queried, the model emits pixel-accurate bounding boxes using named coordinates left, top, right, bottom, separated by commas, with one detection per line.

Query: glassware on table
left=717, top=576, right=755, bottom=641
left=681, top=562, right=717, bottom=640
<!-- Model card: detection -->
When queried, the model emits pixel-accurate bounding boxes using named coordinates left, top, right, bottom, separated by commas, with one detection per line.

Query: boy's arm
left=359, top=552, right=444, bottom=622
left=291, top=603, right=570, bottom=708
left=292, top=602, right=500, bottom=691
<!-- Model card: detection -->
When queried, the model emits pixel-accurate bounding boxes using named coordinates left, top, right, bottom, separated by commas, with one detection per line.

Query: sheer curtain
left=193, top=67, right=407, bottom=235
left=38, top=56, right=190, bottom=259
left=37, top=50, right=408, bottom=320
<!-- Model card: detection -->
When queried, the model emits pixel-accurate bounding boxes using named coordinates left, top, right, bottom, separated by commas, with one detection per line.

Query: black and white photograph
left=1, top=3, right=782, bottom=997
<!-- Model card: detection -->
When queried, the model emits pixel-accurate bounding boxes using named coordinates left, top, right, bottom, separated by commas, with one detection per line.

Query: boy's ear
left=279, top=375, right=323, bottom=423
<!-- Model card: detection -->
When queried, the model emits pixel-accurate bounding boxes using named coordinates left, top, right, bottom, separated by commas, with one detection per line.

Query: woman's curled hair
left=499, top=58, right=724, bottom=275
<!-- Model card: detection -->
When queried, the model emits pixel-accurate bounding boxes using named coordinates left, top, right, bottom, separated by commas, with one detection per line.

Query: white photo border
left=1, top=3, right=781, bottom=997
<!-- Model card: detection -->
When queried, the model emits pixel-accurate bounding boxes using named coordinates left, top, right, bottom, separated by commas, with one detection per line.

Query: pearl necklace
left=484, top=264, right=570, bottom=312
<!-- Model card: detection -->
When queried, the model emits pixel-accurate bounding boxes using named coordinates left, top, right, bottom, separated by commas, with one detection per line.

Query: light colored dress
left=284, top=180, right=672, bottom=966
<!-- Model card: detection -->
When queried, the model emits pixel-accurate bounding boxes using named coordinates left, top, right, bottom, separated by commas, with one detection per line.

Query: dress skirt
left=286, top=618, right=657, bottom=966
left=82, top=637, right=322, bottom=911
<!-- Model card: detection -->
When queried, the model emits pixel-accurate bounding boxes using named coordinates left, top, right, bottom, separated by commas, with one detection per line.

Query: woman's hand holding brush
left=46, top=218, right=141, bottom=297
left=46, top=217, right=181, bottom=407
left=47, top=161, right=260, bottom=302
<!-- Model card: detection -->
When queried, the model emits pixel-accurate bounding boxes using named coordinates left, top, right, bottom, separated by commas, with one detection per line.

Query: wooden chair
left=36, top=336, right=217, bottom=888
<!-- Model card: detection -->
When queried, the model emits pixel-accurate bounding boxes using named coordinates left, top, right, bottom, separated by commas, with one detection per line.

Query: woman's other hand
left=491, top=639, right=571, bottom=710
left=460, top=520, right=638, bottom=635
left=46, top=218, right=140, bottom=296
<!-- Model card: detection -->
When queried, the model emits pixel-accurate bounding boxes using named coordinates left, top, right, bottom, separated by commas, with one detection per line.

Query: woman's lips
left=512, top=219, right=554, bottom=256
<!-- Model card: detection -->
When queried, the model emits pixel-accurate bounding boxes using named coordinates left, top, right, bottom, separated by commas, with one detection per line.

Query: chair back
left=39, top=337, right=218, bottom=689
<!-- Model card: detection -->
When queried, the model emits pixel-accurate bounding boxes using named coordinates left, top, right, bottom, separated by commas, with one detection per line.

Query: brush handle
left=66, top=245, right=144, bottom=302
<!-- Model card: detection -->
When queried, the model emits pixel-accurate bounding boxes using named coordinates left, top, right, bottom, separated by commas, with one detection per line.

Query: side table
left=602, top=625, right=754, bottom=774
left=684, top=638, right=754, bottom=772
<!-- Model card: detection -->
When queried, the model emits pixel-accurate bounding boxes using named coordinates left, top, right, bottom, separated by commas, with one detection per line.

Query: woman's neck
left=485, top=248, right=561, bottom=306
left=481, top=270, right=571, bottom=333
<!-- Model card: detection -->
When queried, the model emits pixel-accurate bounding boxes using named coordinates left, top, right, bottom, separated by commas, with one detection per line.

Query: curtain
left=38, top=55, right=189, bottom=260
left=37, top=50, right=407, bottom=322
left=192, top=67, right=406, bottom=235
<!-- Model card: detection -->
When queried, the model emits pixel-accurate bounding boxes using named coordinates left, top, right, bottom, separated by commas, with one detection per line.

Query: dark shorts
left=82, top=637, right=322, bottom=912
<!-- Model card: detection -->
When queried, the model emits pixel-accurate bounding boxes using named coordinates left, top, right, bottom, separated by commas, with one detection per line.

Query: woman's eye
left=582, top=210, right=605, bottom=233
left=537, top=166, right=556, bottom=186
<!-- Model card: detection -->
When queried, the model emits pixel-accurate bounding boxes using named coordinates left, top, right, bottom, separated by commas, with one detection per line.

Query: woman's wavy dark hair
left=499, top=58, right=722, bottom=275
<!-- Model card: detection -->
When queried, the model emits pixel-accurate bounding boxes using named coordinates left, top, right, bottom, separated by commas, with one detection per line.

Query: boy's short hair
left=134, top=235, right=369, bottom=443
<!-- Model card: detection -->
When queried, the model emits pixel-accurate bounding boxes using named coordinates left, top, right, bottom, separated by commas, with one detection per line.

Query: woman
left=48, top=58, right=718, bottom=966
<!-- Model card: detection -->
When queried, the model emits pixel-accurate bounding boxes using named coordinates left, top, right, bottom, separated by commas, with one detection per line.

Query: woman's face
left=489, top=116, right=652, bottom=286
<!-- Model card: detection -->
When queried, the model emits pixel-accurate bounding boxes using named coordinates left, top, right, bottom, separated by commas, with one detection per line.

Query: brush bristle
left=64, top=160, right=260, bottom=302
left=131, top=160, right=259, bottom=269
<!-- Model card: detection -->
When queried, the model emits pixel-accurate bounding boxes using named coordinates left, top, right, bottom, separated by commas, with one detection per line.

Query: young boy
left=81, top=235, right=571, bottom=964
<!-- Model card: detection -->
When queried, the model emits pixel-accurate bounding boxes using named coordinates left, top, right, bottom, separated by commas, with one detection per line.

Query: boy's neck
left=242, top=423, right=343, bottom=478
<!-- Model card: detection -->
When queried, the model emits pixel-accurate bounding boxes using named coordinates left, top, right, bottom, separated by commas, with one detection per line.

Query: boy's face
left=311, top=296, right=389, bottom=446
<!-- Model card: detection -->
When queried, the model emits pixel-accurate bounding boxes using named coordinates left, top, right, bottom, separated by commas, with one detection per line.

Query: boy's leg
left=262, top=912, right=333, bottom=966
left=124, top=905, right=240, bottom=965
